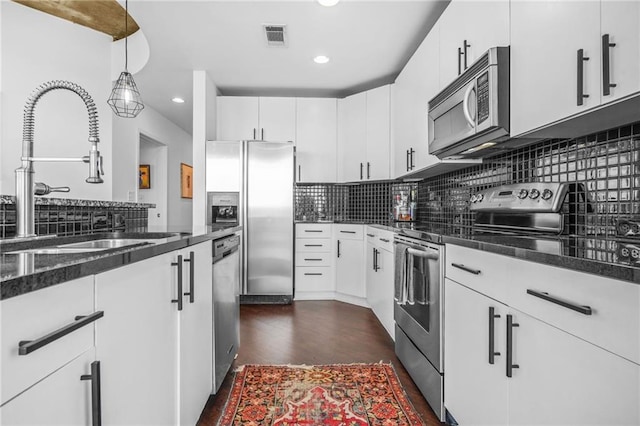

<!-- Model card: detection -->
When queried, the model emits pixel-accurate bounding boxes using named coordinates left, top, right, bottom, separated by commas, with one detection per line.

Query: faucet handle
left=34, top=182, right=71, bottom=196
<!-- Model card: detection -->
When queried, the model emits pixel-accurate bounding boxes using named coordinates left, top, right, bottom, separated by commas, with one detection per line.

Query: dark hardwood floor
left=197, top=300, right=443, bottom=425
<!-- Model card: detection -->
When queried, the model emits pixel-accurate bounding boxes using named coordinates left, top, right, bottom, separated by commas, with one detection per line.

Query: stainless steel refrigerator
left=205, top=140, right=294, bottom=303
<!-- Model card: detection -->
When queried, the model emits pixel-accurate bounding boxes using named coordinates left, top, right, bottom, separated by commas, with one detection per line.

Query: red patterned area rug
left=217, top=363, right=426, bottom=426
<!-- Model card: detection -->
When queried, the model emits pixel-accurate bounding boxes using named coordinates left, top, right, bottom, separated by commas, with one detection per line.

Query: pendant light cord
left=124, top=0, right=129, bottom=71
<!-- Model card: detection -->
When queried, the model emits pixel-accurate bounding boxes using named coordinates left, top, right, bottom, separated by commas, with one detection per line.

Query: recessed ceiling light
left=318, top=0, right=340, bottom=6
left=314, top=55, right=330, bottom=64
left=172, top=97, right=185, bottom=104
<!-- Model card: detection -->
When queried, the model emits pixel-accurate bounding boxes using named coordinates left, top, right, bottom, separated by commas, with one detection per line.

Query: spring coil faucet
left=15, top=80, right=104, bottom=238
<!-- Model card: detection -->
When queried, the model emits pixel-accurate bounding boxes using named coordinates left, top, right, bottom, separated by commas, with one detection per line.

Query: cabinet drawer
left=445, top=244, right=510, bottom=302
left=296, top=223, right=332, bottom=238
left=508, top=263, right=640, bottom=365
left=296, top=252, right=332, bottom=267
left=296, top=238, right=332, bottom=253
left=295, top=267, right=335, bottom=292
left=1, top=276, right=96, bottom=405
left=377, top=231, right=395, bottom=253
left=365, top=227, right=378, bottom=244
left=334, top=224, right=363, bottom=240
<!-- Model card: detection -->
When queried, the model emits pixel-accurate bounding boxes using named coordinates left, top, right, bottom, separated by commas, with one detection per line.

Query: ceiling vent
left=264, top=24, right=287, bottom=47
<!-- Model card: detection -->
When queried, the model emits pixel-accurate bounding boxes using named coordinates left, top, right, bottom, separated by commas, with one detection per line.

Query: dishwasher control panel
left=213, top=234, right=240, bottom=259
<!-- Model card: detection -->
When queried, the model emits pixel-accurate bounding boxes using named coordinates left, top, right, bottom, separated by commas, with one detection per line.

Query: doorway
left=138, top=133, right=168, bottom=232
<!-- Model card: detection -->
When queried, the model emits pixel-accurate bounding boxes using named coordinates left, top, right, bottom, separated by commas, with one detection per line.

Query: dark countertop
left=0, top=194, right=156, bottom=208
left=365, top=223, right=639, bottom=284
left=0, top=226, right=242, bottom=300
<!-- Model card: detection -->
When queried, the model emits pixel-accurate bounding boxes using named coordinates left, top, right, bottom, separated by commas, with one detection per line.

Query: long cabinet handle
left=380, top=238, right=390, bottom=243
left=451, top=262, right=480, bottom=275
left=374, top=248, right=380, bottom=272
left=410, top=148, right=415, bottom=170
left=18, top=311, right=104, bottom=356
left=463, top=40, right=470, bottom=70
left=488, top=307, right=501, bottom=365
left=304, top=258, right=323, bottom=261
left=304, top=230, right=323, bottom=233
left=602, top=34, right=617, bottom=96
left=360, top=162, right=363, bottom=180
left=506, top=314, right=520, bottom=378
left=171, top=255, right=183, bottom=311
left=337, top=240, right=341, bottom=258
left=183, top=251, right=195, bottom=303
left=304, top=244, right=323, bottom=247
left=298, top=165, right=301, bottom=182
left=366, top=233, right=375, bottom=237
left=406, top=150, right=410, bottom=172
left=577, top=49, right=590, bottom=106
left=80, top=361, right=102, bottom=426
left=261, top=128, right=265, bottom=141
left=458, top=47, right=463, bottom=75
left=304, top=273, right=323, bottom=276
left=367, top=162, right=371, bottom=179
left=526, top=289, right=592, bottom=315
left=340, top=230, right=356, bottom=234
left=253, top=128, right=256, bottom=140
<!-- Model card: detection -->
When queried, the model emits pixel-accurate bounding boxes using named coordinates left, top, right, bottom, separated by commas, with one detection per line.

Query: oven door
left=394, top=240, right=443, bottom=372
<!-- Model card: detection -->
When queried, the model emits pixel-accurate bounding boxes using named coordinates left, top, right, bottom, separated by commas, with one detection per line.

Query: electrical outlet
left=127, top=191, right=135, bottom=201
left=617, top=243, right=640, bottom=265
left=616, top=219, right=640, bottom=237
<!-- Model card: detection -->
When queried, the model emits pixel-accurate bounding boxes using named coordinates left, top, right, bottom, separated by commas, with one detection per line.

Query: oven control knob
left=517, top=189, right=529, bottom=199
left=529, top=188, right=540, bottom=199
left=541, top=189, right=553, bottom=200
left=470, top=194, right=477, bottom=203
left=476, top=193, right=484, bottom=202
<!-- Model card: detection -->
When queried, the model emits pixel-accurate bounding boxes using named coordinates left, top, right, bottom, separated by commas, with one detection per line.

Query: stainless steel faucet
left=15, top=80, right=104, bottom=238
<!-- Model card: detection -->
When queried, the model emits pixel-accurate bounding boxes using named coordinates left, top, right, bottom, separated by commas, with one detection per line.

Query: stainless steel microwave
left=428, top=47, right=510, bottom=159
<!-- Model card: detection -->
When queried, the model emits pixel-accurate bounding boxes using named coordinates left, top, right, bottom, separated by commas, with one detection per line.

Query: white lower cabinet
left=96, top=242, right=213, bottom=426
left=365, top=227, right=395, bottom=339
left=334, top=225, right=366, bottom=305
left=95, top=250, right=179, bottom=425
left=294, top=224, right=335, bottom=300
left=445, top=248, right=640, bottom=426
left=0, top=350, right=97, bottom=425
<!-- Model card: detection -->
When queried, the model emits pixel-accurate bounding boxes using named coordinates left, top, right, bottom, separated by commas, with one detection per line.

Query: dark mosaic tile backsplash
left=296, top=121, right=640, bottom=240
left=417, top=122, right=640, bottom=238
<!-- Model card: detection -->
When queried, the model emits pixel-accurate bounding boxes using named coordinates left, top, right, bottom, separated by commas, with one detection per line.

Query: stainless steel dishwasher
left=212, top=233, right=240, bottom=393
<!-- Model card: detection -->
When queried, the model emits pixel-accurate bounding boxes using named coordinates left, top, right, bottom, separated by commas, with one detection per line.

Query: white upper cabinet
left=337, top=92, right=367, bottom=182
left=258, top=97, right=296, bottom=142
left=216, top=96, right=295, bottom=141
left=438, top=0, right=510, bottom=89
left=392, top=23, right=440, bottom=178
left=216, top=96, right=259, bottom=141
left=600, top=1, right=640, bottom=103
left=337, top=86, right=391, bottom=182
left=510, top=1, right=639, bottom=137
left=295, top=98, right=337, bottom=183
left=365, top=85, right=391, bottom=181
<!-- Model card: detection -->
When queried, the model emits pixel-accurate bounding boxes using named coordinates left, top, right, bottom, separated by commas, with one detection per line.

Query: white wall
left=192, top=70, right=218, bottom=234
left=1, top=1, right=113, bottom=199
left=139, top=135, right=168, bottom=231
left=112, top=105, right=193, bottom=233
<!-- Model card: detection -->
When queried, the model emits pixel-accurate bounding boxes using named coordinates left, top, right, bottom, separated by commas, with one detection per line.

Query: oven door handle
left=406, top=247, right=439, bottom=260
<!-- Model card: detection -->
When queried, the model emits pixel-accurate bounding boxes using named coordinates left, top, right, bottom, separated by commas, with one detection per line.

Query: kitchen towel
left=394, top=244, right=408, bottom=304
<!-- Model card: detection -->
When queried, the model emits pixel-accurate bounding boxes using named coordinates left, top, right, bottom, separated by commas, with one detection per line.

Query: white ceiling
left=129, top=0, right=450, bottom=134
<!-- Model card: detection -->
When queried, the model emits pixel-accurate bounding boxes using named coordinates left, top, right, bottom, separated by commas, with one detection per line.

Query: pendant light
left=108, top=0, right=144, bottom=118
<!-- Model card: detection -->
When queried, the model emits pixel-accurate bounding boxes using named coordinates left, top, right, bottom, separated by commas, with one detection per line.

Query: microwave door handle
left=462, top=83, right=476, bottom=129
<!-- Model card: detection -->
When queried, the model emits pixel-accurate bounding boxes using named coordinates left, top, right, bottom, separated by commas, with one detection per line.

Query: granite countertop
left=0, top=225, right=242, bottom=300
left=362, top=223, right=639, bottom=284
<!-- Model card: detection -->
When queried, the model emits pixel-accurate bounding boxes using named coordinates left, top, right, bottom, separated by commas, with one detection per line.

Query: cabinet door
left=510, top=1, right=601, bottom=136
left=0, top=350, right=95, bottom=425
left=217, top=96, right=259, bottom=140
left=508, top=310, right=640, bottom=426
left=335, top=239, right=365, bottom=298
left=600, top=1, right=640, bottom=103
left=295, top=98, right=337, bottom=183
left=438, top=0, right=510, bottom=88
left=179, top=242, right=213, bottom=426
left=259, top=97, right=296, bottom=142
left=95, top=251, right=178, bottom=425
left=371, top=247, right=395, bottom=340
left=365, top=242, right=377, bottom=307
left=444, top=279, right=509, bottom=425
left=365, top=85, right=391, bottom=180
left=392, top=25, right=440, bottom=178
left=337, top=92, right=367, bottom=182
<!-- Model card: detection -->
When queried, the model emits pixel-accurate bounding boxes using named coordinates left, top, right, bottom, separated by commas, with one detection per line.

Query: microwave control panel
left=476, top=71, right=490, bottom=124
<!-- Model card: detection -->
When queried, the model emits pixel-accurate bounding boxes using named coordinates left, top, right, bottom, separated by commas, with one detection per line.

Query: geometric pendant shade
left=107, top=70, right=144, bottom=118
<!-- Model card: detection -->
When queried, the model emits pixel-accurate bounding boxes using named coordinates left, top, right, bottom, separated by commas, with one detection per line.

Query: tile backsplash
left=417, top=122, right=640, bottom=237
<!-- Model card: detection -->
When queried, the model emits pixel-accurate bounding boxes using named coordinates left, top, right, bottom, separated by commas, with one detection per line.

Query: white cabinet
left=437, top=0, right=509, bottom=89
left=334, top=224, right=366, bottom=305
left=217, top=96, right=296, bottom=142
left=95, top=251, right=179, bottom=425
left=365, top=85, right=391, bottom=181
left=391, top=25, right=440, bottom=178
left=295, top=98, right=337, bottom=183
left=338, top=86, right=391, bottom=182
left=365, top=227, right=395, bottom=339
left=178, top=242, right=213, bottom=426
left=510, top=1, right=640, bottom=137
left=0, top=351, right=97, bottom=425
left=1, top=276, right=96, bottom=406
left=295, top=224, right=335, bottom=300
left=337, top=92, right=367, bottom=182
left=444, top=245, right=640, bottom=426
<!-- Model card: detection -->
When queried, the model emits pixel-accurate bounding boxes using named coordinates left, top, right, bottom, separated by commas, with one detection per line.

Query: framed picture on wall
left=181, top=163, right=193, bottom=199
left=139, top=164, right=151, bottom=189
